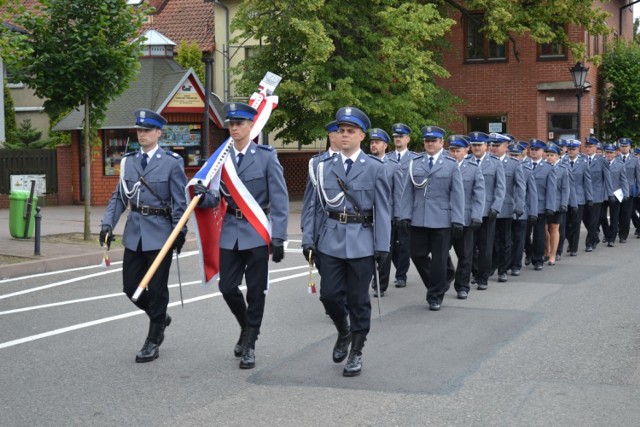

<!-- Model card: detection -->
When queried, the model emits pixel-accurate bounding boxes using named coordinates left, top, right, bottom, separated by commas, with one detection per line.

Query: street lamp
left=570, top=61, right=589, bottom=140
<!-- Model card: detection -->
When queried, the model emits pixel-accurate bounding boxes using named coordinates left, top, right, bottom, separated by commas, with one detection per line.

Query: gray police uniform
left=399, top=151, right=464, bottom=306
left=377, top=156, right=404, bottom=292
left=619, top=151, right=640, bottom=240
left=563, top=155, right=592, bottom=255
left=525, top=159, right=557, bottom=268
left=583, top=154, right=613, bottom=250
left=600, top=157, right=628, bottom=245
left=510, top=162, right=538, bottom=272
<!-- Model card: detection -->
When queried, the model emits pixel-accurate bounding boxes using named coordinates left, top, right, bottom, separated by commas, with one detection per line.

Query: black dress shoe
left=602, top=238, right=608, bottom=243
left=373, top=290, right=385, bottom=297
left=477, top=282, right=487, bottom=290
left=524, top=257, right=532, bottom=266
left=534, top=264, right=543, bottom=271
left=607, top=242, right=614, bottom=247
left=457, top=291, right=468, bottom=300
left=135, top=339, right=159, bottom=363
left=394, top=279, right=406, bottom=288
left=429, top=301, right=441, bottom=311
left=239, top=348, right=255, bottom=369
left=511, top=269, right=521, bottom=276
left=619, top=238, right=627, bottom=243
left=498, top=273, right=508, bottom=282
left=585, top=246, right=593, bottom=252
left=570, top=252, right=577, bottom=257
left=234, top=328, right=248, bottom=357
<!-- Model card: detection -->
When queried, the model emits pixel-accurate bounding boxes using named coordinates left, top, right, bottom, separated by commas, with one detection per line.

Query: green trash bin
left=9, top=190, right=38, bottom=238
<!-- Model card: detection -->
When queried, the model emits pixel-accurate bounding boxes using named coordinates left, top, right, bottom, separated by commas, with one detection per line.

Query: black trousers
left=599, top=201, right=611, bottom=242
left=317, top=252, right=374, bottom=335
left=526, top=215, right=547, bottom=266
left=376, top=221, right=394, bottom=292
left=122, top=242, right=172, bottom=324
left=564, top=205, right=585, bottom=253
left=631, top=197, right=640, bottom=232
left=556, top=209, right=567, bottom=256
left=510, top=219, right=527, bottom=270
left=492, top=217, right=513, bottom=275
left=410, top=226, right=450, bottom=304
left=219, top=245, right=269, bottom=329
left=446, top=225, right=474, bottom=293
left=619, top=197, right=633, bottom=240
left=602, top=200, right=621, bottom=242
left=472, top=216, right=496, bottom=284
left=583, top=202, right=602, bottom=248
left=391, top=222, right=411, bottom=282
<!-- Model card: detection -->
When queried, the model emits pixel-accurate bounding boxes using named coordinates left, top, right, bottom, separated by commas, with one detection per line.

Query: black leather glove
left=488, top=209, right=499, bottom=220
left=397, top=219, right=411, bottom=233
left=545, top=209, right=555, bottom=218
left=173, top=230, right=186, bottom=254
left=527, top=215, right=537, bottom=225
left=302, top=244, right=316, bottom=264
left=470, top=218, right=482, bottom=230
left=451, top=222, right=463, bottom=239
left=586, top=200, right=593, bottom=207
left=608, top=196, right=617, bottom=204
left=271, top=238, right=285, bottom=263
left=193, top=180, right=208, bottom=205
left=559, top=205, right=567, bottom=213
left=99, top=224, right=115, bottom=249
left=374, top=250, right=389, bottom=265
left=514, top=209, right=524, bottom=218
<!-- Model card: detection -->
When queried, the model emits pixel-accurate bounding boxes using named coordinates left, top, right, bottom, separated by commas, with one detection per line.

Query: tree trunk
left=83, top=95, right=91, bottom=241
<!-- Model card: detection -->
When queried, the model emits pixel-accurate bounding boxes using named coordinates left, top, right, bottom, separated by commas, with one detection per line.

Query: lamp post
left=570, top=61, right=589, bottom=140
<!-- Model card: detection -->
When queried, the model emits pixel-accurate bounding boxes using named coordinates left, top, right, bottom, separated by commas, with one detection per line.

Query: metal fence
left=0, top=149, right=58, bottom=194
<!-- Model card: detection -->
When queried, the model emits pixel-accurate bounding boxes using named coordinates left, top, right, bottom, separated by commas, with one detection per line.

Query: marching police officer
left=468, top=131, right=506, bottom=290
left=601, top=143, right=628, bottom=247
left=582, top=137, right=613, bottom=252
left=301, top=106, right=391, bottom=377
left=195, top=102, right=289, bottom=370
left=446, top=135, right=485, bottom=299
left=398, top=125, right=464, bottom=311
left=617, top=138, right=640, bottom=242
left=100, top=109, right=187, bottom=363
left=369, top=128, right=403, bottom=297
left=387, top=123, right=416, bottom=289
left=489, top=133, right=525, bottom=282
left=544, top=142, right=570, bottom=265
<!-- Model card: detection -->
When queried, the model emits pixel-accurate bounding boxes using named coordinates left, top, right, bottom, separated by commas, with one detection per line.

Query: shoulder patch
left=257, top=144, right=274, bottom=151
left=165, top=151, right=182, bottom=159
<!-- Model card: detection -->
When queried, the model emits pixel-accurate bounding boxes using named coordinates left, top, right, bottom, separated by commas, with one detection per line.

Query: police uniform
left=632, top=147, right=640, bottom=236
left=524, top=139, right=557, bottom=270
left=599, top=144, right=628, bottom=246
left=582, top=137, right=614, bottom=251
left=509, top=143, right=538, bottom=275
left=490, top=133, right=525, bottom=282
left=301, top=107, right=391, bottom=377
left=560, top=139, right=593, bottom=256
left=197, top=102, right=289, bottom=369
left=617, top=138, right=640, bottom=242
left=468, top=132, right=506, bottom=289
left=398, top=125, right=464, bottom=310
left=445, top=135, right=485, bottom=298
left=544, top=143, right=570, bottom=264
left=386, top=123, right=417, bottom=288
left=368, top=128, right=403, bottom=295
left=101, top=109, right=187, bottom=363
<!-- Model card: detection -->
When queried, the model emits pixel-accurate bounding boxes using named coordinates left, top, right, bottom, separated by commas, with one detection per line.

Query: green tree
left=231, top=0, right=610, bottom=146
left=3, top=118, right=44, bottom=149
left=2, top=79, right=18, bottom=147
left=1, top=0, right=147, bottom=239
left=176, top=40, right=205, bottom=83
left=600, top=40, right=640, bottom=141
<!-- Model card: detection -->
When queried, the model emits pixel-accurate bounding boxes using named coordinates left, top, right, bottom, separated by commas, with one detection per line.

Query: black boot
left=332, top=317, right=351, bottom=363
left=234, top=328, right=248, bottom=357
left=239, top=327, right=260, bottom=369
left=224, top=292, right=248, bottom=357
left=158, top=314, right=172, bottom=346
left=135, top=321, right=163, bottom=363
left=343, top=333, right=366, bottom=377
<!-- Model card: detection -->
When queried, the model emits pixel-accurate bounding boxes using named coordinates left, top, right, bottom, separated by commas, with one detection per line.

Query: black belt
left=130, top=204, right=171, bottom=217
left=327, top=211, right=373, bottom=224
left=226, top=206, right=270, bottom=220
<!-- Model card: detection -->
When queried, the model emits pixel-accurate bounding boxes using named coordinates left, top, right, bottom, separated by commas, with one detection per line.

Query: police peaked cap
left=489, top=132, right=511, bottom=143
left=369, top=128, right=390, bottom=144
left=468, top=131, right=490, bottom=144
left=604, top=143, right=617, bottom=152
left=448, top=135, right=470, bottom=148
left=336, top=106, right=371, bottom=132
left=618, top=137, right=632, bottom=146
left=585, top=136, right=600, bottom=146
left=529, top=139, right=547, bottom=150
left=421, top=125, right=445, bottom=139
left=224, top=102, right=258, bottom=122
left=391, top=123, right=412, bottom=136
left=544, top=142, right=561, bottom=154
left=565, top=138, right=581, bottom=148
left=135, top=109, right=167, bottom=129
left=325, top=120, right=339, bottom=133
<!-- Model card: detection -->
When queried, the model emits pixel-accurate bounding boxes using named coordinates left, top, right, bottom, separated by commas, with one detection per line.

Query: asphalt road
left=1, top=237, right=640, bottom=426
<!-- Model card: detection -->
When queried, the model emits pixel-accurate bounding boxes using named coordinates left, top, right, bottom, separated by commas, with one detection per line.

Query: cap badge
left=345, top=107, right=352, bottom=115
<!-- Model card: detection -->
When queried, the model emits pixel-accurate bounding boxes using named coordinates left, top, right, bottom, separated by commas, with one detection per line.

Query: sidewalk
left=0, top=200, right=303, bottom=279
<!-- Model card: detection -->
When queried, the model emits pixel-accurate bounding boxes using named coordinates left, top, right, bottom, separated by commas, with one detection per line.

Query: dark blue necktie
left=141, top=153, right=148, bottom=170
left=623, top=155, right=626, bottom=163
left=570, top=160, right=574, bottom=168
left=397, top=152, right=401, bottom=162
left=237, top=153, right=244, bottom=168
left=345, top=159, right=353, bottom=175
left=532, top=162, right=537, bottom=170
left=428, top=156, right=434, bottom=170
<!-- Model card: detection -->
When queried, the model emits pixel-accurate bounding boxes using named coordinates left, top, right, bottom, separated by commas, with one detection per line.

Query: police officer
left=544, top=142, right=570, bottom=265
left=301, top=106, right=391, bottom=377
left=388, top=123, right=416, bottom=288
left=561, top=139, right=593, bottom=257
left=633, top=147, right=640, bottom=237
left=601, top=143, right=628, bottom=247
left=445, top=135, right=484, bottom=299
left=100, top=109, right=187, bottom=363
left=369, top=128, right=403, bottom=297
left=398, top=125, right=464, bottom=311
left=468, top=131, right=506, bottom=290
left=489, top=133, right=525, bottom=282
left=616, top=138, right=640, bottom=243
left=195, top=102, right=289, bottom=370
left=582, top=137, right=614, bottom=252
left=525, top=139, right=556, bottom=271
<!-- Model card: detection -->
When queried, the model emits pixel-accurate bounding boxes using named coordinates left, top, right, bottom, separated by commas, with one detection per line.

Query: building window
left=548, top=113, right=577, bottom=140
left=537, top=24, right=567, bottom=60
left=467, top=115, right=507, bottom=133
left=464, top=14, right=507, bottom=63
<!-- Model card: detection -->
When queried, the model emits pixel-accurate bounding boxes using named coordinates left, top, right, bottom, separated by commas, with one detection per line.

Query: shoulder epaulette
left=367, top=154, right=384, bottom=163
left=311, top=152, right=323, bottom=159
left=387, top=157, right=399, bottom=164
left=256, top=144, right=274, bottom=151
left=444, top=156, right=456, bottom=162
left=320, top=154, right=334, bottom=163
left=466, top=159, right=478, bottom=167
left=124, top=151, right=136, bottom=157
left=413, top=153, right=425, bottom=160
left=490, top=154, right=500, bottom=160
left=165, top=151, right=182, bottom=159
